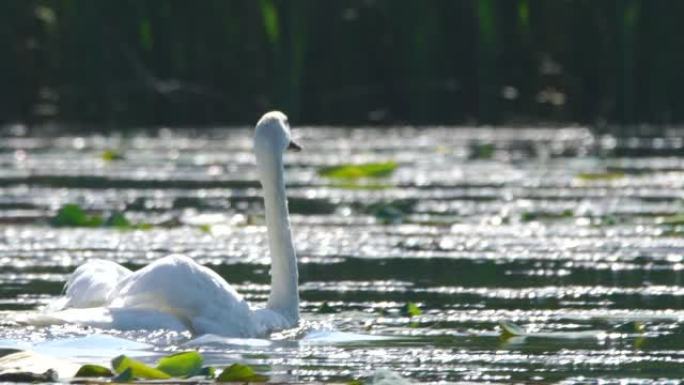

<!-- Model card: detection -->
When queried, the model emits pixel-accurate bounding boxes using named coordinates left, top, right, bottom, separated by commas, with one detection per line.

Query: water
left=0, top=125, right=684, bottom=384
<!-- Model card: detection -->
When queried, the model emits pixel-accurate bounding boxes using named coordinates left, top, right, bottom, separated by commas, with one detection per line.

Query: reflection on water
left=1, top=126, right=684, bottom=383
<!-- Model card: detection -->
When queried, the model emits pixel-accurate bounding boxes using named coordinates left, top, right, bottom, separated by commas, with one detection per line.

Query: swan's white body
left=40, top=111, right=301, bottom=337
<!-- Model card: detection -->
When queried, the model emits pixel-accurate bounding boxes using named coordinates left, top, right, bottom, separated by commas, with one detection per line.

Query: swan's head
left=254, top=111, right=302, bottom=158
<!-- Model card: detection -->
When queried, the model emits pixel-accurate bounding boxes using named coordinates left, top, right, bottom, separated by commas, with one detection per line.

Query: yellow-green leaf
left=216, top=363, right=268, bottom=383
left=634, top=321, right=646, bottom=334
left=575, top=171, right=625, bottom=181
left=660, top=214, right=684, bottom=226
left=74, top=364, right=114, bottom=378
left=156, top=351, right=203, bottom=378
left=402, top=302, right=422, bottom=317
left=111, top=355, right=170, bottom=380
left=102, top=149, right=124, bottom=162
left=319, top=161, right=397, bottom=180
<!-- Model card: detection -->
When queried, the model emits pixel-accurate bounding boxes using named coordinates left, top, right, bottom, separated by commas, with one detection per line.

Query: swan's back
left=40, top=254, right=292, bottom=337
left=110, top=255, right=259, bottom=336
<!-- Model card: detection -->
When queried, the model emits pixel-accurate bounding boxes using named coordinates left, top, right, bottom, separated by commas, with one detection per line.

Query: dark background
left=1, top=0, right=683, bottom=128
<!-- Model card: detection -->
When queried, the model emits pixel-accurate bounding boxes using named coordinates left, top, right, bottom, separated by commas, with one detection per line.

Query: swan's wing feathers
left=110, top=255, right=254, bottom=335
left=58, top=259, right=132, bottom=309
left=48, top=255, right=261, bottom=337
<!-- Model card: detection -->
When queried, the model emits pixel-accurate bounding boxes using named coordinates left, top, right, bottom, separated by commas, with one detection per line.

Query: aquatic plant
left=51, top=204, right=152, bottom=230
left=319, top=161, right=397, bottom=180
left=73, top=351, right=267, bottom=382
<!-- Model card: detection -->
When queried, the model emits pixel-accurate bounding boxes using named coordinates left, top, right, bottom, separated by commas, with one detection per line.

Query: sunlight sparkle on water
left=1, top=127, right=684, bottom=383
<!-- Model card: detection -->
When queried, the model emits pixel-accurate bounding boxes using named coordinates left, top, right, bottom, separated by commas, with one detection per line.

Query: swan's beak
left=288, top=140, right=303, bottom=152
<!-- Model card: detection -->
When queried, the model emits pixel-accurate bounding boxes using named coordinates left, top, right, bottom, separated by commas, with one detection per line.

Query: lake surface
left=1, top=125, right=684, bottom=384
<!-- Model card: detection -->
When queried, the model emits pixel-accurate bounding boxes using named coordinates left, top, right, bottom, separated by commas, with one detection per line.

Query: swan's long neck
left=256, top=150, right=299, bottom=323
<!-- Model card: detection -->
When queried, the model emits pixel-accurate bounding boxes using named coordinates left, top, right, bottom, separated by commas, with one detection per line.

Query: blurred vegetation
left=1, top=0, right=683, bottom=127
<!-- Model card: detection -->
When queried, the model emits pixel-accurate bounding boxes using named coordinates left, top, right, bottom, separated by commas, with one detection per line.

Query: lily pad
left=155, top=351, right=203, bottom=378
left=659, top=214, right=684, bottom=226
left=52, top=204, right=103, bottom=227
left=105, top=212, right=133, bottom=229
left=101, top=149, right=124, bottom=161
left=469, top=142, right=495, bottom=159
left=364, top=199, right=416, bottom=224
left=333, top=182, right=393, bottom=190
left=199, top=366, right=216, bottom=379
left=74, top=364, right=114, bottom=378
left=521, top=209, right=573, bottom=222
left=112, top=367, right=133, bottom=382
left=317, top=302, right=336, bottom=314
left=499, top=320, right=526, bottom=339
left=319, top=161, right=397, bottom=180
left=216, top=363, right=268, bottom=383
left=52, top=204, right=153, bottom=230
left=111, top=355, right=170, bottom=380
left=575, top=171, right=625, bottom=181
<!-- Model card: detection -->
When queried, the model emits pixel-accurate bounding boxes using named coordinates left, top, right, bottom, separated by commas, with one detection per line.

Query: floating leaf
left=105, top=212, right=133, bottom=229
left=319, top=161, right=397, bottom=180
left=347, top=380, right=364, bottom=385
left=317, top=302, right=335, bottom=314
left=402, top=302, right=422, bottom=317
left=365, top=199, right=416, bottom=224
left=576, top=171, right=625, bottom=181
left=659, top=214, right=684, bottom=226
left=51, top=204, right=103, bottom=227
left=74, top=364, right=114, bottom=378
left=288, top=197, right=338, bottom=214
left=101, top=149, right=124, bottom=162
left=198, top=224, right=212, bottom=234
left=499, top=320, right=526, bottom=339
left=372, top=204, right=405, bottom=224
left=111, top=355, right=170, bottom=380
left=199, top=366, right=216, bottom=379
left=599, top=215, right=618, bottom=226
left=112, top=367, right=133, bottom=383
left=469, top=143, right=495, bottom=159
left=521, top=209, right=573, bottom=222
left=634, top=335, right=646, bottom=349
left=52, top=204, right=153, bottom=230
left=634, top=321, right=646, bottom=334
left=156, top=351, right=203, bottom=378
left=634, top=323, right=646, bottom=349
left=333, top=182, right=392, bottom=190
left=216, top=363, right=268, bottom=383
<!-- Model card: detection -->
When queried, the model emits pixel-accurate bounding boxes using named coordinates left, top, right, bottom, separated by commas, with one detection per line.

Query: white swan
left=38, top=111, right=302, bottom=337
